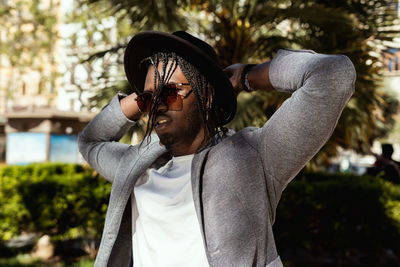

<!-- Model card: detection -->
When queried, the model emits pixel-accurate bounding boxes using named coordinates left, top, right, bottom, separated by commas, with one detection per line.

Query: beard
left=158, top=132, right=178, bottom=149
left=156, top=103, right=205, bottom=151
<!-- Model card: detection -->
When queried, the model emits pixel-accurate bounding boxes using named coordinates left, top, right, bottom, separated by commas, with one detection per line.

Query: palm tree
left=81, top=0, right=400, bottom=167
left=183, top=0, right=399, bottom=167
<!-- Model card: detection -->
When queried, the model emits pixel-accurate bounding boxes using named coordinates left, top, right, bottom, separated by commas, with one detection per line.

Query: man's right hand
left=223, top=63, right=247, bottom=96
left=224, top=61, right=274, bottom=95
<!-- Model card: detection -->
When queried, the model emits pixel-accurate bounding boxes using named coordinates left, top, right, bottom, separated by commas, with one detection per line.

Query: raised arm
left=226, top=49, right=356, bottom=192
left=78, top=94, right=141, bottom=182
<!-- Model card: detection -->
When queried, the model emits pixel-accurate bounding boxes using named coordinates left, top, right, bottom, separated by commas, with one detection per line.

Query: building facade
left=0, top=0, right=97, bottom=164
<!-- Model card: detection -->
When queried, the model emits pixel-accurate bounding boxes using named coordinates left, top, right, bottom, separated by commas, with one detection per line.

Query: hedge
left=0, top=163, right=110, bottom=241
left=275, top=172, right=400, bottom=265
left=1, top=164, right=400, bottom=264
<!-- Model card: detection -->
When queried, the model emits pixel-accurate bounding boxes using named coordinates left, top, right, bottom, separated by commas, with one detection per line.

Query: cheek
left=184, top=102, right=203, bottom=129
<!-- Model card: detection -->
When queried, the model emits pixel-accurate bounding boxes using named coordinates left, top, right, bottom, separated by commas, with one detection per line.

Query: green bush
left=2, top=164, right=400, bottom=264
left=0, top=163, right=111, bottom=241
left=275, top=172, right=400, bottom=264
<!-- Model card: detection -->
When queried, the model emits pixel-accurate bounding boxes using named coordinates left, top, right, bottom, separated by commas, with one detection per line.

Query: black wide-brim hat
left=124, top=30, right=236, bottom=126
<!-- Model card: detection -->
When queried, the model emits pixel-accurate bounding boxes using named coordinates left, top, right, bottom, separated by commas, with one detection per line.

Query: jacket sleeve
left=78, top=94, right=137, bottom=183
left=250, top=49, right=355, bottom=192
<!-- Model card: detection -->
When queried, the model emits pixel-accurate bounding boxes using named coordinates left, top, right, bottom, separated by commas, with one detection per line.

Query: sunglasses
left=135, top=83, right=193, bottom=112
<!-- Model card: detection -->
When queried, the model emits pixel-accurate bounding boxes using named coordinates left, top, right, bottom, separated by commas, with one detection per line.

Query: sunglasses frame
left=135, top=82, right=192, bottom=112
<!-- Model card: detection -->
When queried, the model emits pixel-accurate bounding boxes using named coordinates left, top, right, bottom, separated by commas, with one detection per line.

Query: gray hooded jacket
left=78, top=49, right=356, bottom=267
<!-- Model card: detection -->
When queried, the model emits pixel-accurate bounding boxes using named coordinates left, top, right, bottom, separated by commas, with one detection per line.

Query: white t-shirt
left=132, top=154, right=210, bottom=267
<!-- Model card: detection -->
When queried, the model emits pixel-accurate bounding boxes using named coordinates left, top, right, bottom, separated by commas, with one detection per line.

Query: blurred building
left=5, top=109, right=94, bottom=165
left=382, top=48, right=400, bottom=94
left=384, top=48, right=400, bottom=73
left=0, top=0, right=63, bottom=113
left=0, top=0, right=97, bottom=164
left=382, top=1, right=400, bottom=93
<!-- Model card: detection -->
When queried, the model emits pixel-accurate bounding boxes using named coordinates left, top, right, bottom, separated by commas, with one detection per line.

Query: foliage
left=82, top=0, right=400, bottom=167
left=85, top=0, right=186, bottom=32
left=0, top=163, right=110, bottom=242
left=276, top=172, right=400, bottom=264
left=0, top=254, right=94, bottom=267
left=0, top=254, right=42, bottom=267
left=1, top=163, right=400, bottom=264
left=66, top=0, right=189, bottom=111
left=183, top=0, right=400, bottom=167
left=62, top=0, right=134, bottom=111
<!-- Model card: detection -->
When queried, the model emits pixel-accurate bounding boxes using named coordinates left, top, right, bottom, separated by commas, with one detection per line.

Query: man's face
left=144, top=63, right=206, bottom=155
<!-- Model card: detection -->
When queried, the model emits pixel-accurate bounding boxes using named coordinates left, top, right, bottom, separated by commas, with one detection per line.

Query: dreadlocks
left=141, top=52, right=226, bottom=146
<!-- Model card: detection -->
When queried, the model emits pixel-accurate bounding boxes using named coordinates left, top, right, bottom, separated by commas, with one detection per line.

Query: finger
left=228, top=75, right=236, bottom=86
left=223, top=68, right=234, bottom=78
left=223, top=64, right=240, bottom=74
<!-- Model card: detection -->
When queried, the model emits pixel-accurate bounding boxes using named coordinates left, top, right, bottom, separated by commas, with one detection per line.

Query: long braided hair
left=141, top=52, right=226, bottom=145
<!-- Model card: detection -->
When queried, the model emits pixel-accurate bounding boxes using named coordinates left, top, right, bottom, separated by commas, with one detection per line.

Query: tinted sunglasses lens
left=162, top=84, right=181, bottom=111
left=137, top=84, right=184, bottom=112
left=136, top=92, right=152, bottom=112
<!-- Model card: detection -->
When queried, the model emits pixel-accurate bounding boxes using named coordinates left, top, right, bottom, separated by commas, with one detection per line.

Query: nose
left=155, top=99, right=168, bottom=113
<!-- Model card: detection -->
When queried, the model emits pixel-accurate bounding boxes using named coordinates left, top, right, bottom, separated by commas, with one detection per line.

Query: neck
left=169, top=130, right=210, bottom=157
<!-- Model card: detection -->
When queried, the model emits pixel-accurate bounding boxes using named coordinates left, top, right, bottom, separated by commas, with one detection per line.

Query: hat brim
left=124, top=31, right=236, bottom=126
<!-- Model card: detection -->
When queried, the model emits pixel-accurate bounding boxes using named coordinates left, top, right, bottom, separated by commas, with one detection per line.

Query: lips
left=155, top=116, right=172, bottom=129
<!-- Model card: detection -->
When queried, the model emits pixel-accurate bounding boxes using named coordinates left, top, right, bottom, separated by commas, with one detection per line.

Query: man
left=367, top=143, right=400, bottom=184
left=78, top=31, right=356, bottom=267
